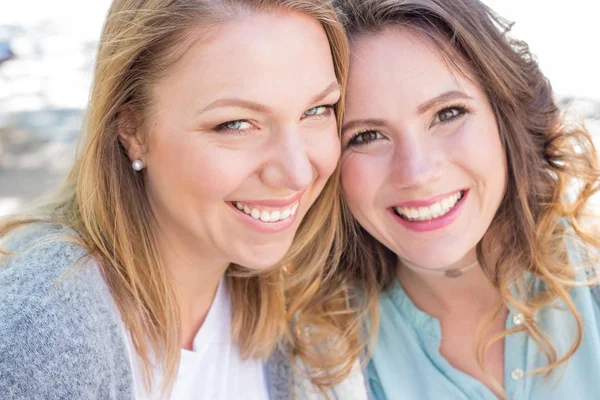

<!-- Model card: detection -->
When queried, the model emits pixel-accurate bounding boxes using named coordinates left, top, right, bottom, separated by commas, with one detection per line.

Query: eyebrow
left=310, top=81, right=341, bottom=105
left=416, top=90, right=474, bottom=115
left=342, top=90, right=473, bottom=134
left=198, top=81, right=341, bottom=115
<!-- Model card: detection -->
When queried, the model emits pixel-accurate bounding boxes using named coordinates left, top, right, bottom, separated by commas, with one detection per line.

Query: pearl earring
left=132, top=160, right=144, bottom=171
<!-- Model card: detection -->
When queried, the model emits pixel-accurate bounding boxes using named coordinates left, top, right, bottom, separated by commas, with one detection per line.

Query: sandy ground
left=0, top=1, right=598, bottom=216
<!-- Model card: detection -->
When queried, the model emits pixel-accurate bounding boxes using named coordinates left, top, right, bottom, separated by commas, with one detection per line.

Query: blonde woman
left=335, top=0, right=600, bottom=399
left=0, top=1, right=370, bottom=399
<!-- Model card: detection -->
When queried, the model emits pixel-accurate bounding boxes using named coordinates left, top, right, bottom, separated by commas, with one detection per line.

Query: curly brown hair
left=334, top=0, right=600, bottom=396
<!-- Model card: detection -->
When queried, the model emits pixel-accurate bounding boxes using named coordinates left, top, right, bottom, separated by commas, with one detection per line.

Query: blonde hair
left=0, top=0, right=365, bottom=396
left=335, top=0, right=600, bottom=397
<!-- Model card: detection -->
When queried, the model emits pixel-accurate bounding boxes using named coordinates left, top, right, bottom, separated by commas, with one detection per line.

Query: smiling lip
left=228, top=201, right=299, bottom=233
left=231, top=191, right=304, bottom=209
left=391, top=189, right=469, bottom=232
left=227, top=192, right=304, bottom=234
left=393, top=189, right=466, bottom=208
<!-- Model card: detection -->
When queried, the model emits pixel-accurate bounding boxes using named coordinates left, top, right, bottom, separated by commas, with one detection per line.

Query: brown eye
left=348, top=130, right=383, bottom=146
left=434, top=107, right=466, bottom=124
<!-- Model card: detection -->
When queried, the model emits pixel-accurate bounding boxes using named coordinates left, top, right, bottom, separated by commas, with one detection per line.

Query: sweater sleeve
left=0, top=224, right=133, bottom=399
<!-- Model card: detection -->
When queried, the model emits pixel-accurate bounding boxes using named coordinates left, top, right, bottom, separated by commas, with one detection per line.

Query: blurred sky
left=484, top=0, right=598, bottom=100
left=0, top=0, right=597, bottom=102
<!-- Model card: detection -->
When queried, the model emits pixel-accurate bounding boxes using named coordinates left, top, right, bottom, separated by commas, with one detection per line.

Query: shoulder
left=556, top=226, right=600, bottom=331
left=0, top=222, right=108, bottom=319
left=561, top=218, right=600, bottom=272
left=1, top=222, right=89, bottom=290
left=265, top=343, right=372, bottom=400
left=0, top=222, right=133, bottom=399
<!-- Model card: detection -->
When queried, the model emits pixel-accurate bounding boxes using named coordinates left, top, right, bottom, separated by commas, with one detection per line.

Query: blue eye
left=347, top=130, right=383, bottom=146
left=222, top=120, right=252, bottom=130
left=303, top=105, right=333, bottom=118
left=305, top=106, right=325, bottom=116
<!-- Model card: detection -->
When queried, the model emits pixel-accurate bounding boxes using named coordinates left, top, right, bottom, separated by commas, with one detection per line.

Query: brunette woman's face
left=124, top=11, right=341, bottom=270
left=341, top=29, right=507, bottom=271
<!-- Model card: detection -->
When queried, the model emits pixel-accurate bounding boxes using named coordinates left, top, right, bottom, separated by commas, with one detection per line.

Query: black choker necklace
left=401, top=259, right=480, bottom=278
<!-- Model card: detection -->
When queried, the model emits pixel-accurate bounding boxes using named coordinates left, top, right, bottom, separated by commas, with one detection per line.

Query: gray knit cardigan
left=0, top=224, right=370, bottom=399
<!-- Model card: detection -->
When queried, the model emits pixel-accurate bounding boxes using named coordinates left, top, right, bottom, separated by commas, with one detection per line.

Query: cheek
left=450, top=116, right=507, bottom=184
left=146, top=132, right=255, bottom=202
left=487, top=133, right=508, bottom=196
left=478, top=124, right=507, bottom=193
left=341, top=153, right=380, bottom=213
left=309, top=127, right=341, bottom=179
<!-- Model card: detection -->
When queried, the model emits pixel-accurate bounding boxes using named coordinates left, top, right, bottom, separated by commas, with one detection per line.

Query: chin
left=232, top=247, right=290, bottom=271
left=225, top=229, right=299, bottom=270
left=239, top=259, right=283, bottom=271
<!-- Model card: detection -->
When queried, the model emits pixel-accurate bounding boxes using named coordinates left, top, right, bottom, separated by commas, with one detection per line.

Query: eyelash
left=213, top=104, right=336, bottom=135
left=302, top=104, right=336, bottom=119
left=432, top=104, right=469, bottom=126
left=345, top=104, right=470, bottom=148
left=214, top=120, right=254, bottom=135
left=345, top=129, right=384, bottom=147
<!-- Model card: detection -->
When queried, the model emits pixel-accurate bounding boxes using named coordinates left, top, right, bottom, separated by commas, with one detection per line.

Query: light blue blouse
left=368, top=250, right=600, bottom=399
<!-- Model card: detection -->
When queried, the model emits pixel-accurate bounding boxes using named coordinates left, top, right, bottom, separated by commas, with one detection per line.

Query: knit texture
left=0, top=223, right=133, bottom=399
left=0, top=223, right=370, bottom=399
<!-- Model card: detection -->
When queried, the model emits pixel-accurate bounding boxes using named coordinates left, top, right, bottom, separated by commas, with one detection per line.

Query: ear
left=117, top=107, right=145, bottom=162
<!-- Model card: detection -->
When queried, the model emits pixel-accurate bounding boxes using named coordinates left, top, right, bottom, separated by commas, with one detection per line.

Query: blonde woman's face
left=341, top=29, right=507, bottom=271
left=142, top=11, right=341, bottom=270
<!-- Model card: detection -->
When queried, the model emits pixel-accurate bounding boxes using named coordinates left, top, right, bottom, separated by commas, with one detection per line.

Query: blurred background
left=0, top=0, right=598, bottom=216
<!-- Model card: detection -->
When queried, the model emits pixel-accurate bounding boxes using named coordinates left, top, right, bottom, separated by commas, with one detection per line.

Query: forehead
left=154, top=10, right=338, bottom=110
left=346, top=28, right=481, bottom=116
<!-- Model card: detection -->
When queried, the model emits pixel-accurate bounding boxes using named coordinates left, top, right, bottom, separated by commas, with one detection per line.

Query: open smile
left=393, top=190, right=466, bottom=222
left=229, top=201, right=299, bottom=223
left=390, top=189, right=469, bottom=232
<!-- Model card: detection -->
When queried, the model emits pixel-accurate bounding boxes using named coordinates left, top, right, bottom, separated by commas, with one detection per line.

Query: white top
left=121, top=278, right=269, bottom=400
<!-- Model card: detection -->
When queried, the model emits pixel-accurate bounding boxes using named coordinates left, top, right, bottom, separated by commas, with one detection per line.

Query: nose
left=390, top=133, right=443, bottom=188
left=260, top=127, right=314, bottom=191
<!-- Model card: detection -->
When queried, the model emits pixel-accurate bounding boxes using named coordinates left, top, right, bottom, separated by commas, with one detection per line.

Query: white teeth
left=441, top=198, right=451, bottom=210
left=417, top=206, right=430, bottom=219
left=395, top=191, right=464, bottom=222
left=260, top=211, right=270, bottom=222
left=233, top=201, right=299, bottom=224
left=270, top=210, right=280, bottom=222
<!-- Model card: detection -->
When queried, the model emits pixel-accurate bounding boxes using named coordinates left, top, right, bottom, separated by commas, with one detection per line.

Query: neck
left=397, top=249, right=501, bottom=318
left=155, top=226, right=229, bottom=350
